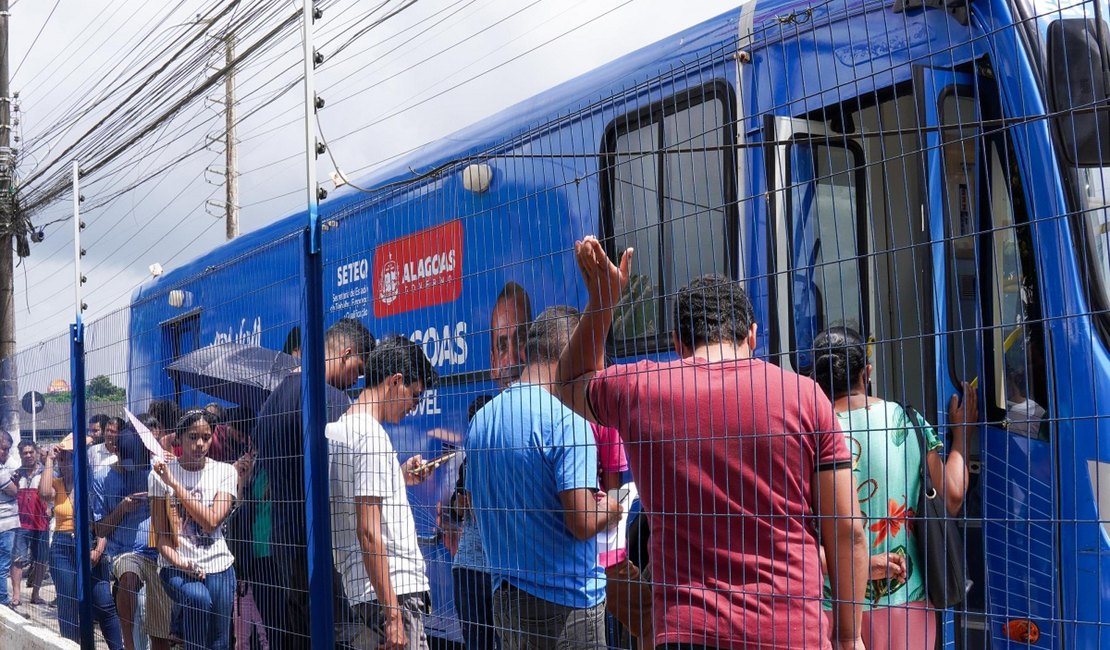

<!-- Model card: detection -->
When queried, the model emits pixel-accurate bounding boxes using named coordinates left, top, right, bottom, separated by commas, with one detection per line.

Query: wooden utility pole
left=0, top=0, right=17, bottom=436
left=224, top=32, right=238, bottom=240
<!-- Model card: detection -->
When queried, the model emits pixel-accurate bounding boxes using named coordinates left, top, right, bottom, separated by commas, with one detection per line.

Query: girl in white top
left=150, top=410, right=238, bottom=650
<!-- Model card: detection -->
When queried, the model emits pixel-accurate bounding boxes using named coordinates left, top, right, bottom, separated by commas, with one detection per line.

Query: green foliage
left=86, top=375, right=126, bottom=402
left=43, top=375, right=125, bottom=404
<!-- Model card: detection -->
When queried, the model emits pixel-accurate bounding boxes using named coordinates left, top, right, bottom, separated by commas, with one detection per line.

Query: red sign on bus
left=373, top=220, right=464, bottom=318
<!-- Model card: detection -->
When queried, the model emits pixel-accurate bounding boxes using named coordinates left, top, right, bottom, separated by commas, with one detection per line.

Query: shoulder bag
left=903, top=404, right=968, bottom=608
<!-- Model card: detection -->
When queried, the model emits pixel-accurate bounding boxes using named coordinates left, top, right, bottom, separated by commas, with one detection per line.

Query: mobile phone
left=411, top=451, right=458, bottom=474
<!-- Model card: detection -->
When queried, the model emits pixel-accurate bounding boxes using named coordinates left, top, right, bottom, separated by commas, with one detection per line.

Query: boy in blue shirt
left=93, top=429, right=173, bottom=650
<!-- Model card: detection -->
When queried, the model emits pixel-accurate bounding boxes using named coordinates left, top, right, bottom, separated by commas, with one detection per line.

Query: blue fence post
left=298, top=1, right=335, bottom=646
left=301, top=230, right=336, bottom=646
left=69, top=320, right=95, bottom=648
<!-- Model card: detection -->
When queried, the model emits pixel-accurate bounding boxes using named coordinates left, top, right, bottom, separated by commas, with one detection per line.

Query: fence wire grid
left=7, top=0, right=1110, bottom=649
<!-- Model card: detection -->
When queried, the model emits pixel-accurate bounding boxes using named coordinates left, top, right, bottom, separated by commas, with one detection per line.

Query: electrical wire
left=10, top=0, right=63, bottom=81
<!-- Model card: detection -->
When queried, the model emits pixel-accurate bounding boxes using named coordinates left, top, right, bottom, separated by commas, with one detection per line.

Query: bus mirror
left=1047, top=18, right=1110, bottom=166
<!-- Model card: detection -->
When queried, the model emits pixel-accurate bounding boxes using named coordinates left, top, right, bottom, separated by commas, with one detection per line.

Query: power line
left=10, top=0, right=62, bottom=81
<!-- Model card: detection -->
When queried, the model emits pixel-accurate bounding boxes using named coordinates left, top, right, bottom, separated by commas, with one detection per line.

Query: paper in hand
left=124, top=408, right=168, bottom=463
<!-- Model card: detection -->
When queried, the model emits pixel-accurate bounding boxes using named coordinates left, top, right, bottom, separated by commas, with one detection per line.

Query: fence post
left=70, top=159, right=95, bottom=648
left=69, top=321, right=94, bottom=647
left=299, top=1, right=336, bottom=646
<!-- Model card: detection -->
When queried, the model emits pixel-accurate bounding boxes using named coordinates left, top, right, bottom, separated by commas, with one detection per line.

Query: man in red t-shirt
left=556, top=237, right=868, bottom=650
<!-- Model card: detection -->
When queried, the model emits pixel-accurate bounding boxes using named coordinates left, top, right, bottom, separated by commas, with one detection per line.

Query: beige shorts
left=111, top=552, right=173, bottom=640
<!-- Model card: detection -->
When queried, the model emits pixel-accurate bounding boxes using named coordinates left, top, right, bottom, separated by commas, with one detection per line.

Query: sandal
left=29, top=597, right=46, bottom=605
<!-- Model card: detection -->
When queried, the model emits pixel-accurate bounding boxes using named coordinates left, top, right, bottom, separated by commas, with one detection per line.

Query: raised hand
left=574, top=236, right=633, bottom=310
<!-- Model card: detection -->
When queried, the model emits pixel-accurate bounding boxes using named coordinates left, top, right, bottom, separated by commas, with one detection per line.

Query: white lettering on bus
left=336, top=259, right=369, bottom=287
left=410, top=321, right=469, bottom=368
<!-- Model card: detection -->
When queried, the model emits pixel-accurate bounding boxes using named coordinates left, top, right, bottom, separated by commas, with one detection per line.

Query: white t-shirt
left=88, top=443, right=119, bottom=483
left=148, top=459, right=238, bottom=573
left=326, top=411, right=428, bottom=605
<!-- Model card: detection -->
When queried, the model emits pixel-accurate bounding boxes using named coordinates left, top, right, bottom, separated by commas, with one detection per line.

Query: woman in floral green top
left=812, top=327, right=977, bottom=650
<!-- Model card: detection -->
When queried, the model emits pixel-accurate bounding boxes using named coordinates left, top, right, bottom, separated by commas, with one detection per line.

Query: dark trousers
left=492, top=581, right=606, bottom=650
left=268, top=546, right=353, bottom=649
left=453, top=567, right=501, bottom=650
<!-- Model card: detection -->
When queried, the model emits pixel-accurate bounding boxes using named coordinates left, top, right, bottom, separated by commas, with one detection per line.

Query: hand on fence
left=948, top=381, right=979, bottom=436
left=575, top=235, right=633, bottom=310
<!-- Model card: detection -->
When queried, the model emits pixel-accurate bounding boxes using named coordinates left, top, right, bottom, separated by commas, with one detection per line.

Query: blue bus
left=120, top=0, right=1110, bottom=646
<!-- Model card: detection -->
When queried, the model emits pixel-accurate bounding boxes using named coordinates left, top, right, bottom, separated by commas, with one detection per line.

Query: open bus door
left=916, top=64, right=1060, bottom=649
left=766, top=116, right=869, bottom=372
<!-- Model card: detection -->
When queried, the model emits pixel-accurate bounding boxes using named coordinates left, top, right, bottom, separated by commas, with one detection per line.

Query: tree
left=86, top=375, right=126, bottom=402
left=45, top=375, right=126, bottom=403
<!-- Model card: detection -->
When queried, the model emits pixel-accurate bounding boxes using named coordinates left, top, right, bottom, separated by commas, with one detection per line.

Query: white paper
left=124, top=408, right=168, bottom=463
left=598, top=482, right=638, bottom=559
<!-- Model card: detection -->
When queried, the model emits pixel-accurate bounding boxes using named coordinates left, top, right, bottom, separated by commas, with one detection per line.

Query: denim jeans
left=453, top=567, right=501, bottom=650
left=160, top=566, right=237, bottom=650
left=0, top=528, right=15, bottom=606
left=48, top=532, right=125, bottom=650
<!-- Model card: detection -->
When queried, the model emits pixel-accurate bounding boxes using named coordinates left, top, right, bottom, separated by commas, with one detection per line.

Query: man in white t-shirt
left=327, top=336, right=439, bottom=650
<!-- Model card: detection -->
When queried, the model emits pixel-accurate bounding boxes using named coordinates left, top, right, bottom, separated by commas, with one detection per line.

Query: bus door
left=767, top=116, right=869, bottom=372
left=917, top=64, right=1059, bottom=648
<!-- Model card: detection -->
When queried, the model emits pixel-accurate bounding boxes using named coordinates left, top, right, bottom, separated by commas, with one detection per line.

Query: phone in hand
left=410, top=451, right=459, bottom=475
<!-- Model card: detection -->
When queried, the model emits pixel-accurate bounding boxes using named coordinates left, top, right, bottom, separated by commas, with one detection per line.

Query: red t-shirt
left=589, top=357, right=850, bottom=650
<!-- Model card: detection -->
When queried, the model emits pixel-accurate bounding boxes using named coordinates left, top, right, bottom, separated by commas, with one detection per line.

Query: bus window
left=161, top=312, right=200, bottom=405
left=1081, top=167, right=1110, bottom=304
left=787, top=141, right=867, bottom=371
left=940, top=90, right=981, bottom=385
left=610, top=122, right=662, bottom=340
left=602, top=83, right=737, bottom=347
left=988, top=142, right=1047, bottom=438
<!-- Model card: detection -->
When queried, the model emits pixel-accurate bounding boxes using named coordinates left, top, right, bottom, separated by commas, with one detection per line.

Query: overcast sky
left=10, top=0, right=737, bottom=390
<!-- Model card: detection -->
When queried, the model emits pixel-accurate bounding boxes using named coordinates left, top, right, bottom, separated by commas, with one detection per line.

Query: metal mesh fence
left=8, top=0, right=1110, bottom=648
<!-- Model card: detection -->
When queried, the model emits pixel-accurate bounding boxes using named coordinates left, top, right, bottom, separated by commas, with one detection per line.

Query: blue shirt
left=91, top=467, right=156, bottom=560
left=466, top=383, right=603, bottom=608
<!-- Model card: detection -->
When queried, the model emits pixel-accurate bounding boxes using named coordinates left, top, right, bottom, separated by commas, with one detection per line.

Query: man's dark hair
left=118, top=431, right=151, bottom=469
left=139, top=414, right=163, bottom=433
left=204, top=402, right=226, bottom=423
left=283, top=326, right=302, bottom=356
left=88, top=414, right=109, bottom=430
left=365, top=336, right=439, bottom=390
left=147, top=401, right=180, bottom=432
left=673, top=274, right=755, bottom=350
left=106, top=416, right=127, bottom=433
left=17, top=440, right=36, bottom=454
left=224, top=405, right=256, bottom=438
left=326, top=318, right=376, bottom=363
left=467, top=395, right=494, bottom=423
left=525, top=306, right=581, bottom=363
left=0, top=431, right=12, bottom=447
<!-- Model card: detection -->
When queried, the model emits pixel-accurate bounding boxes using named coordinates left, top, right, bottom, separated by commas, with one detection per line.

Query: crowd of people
left=0, top=233, right=985, bottom=650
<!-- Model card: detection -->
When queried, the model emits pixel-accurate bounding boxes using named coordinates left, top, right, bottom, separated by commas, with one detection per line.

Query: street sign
left=21, top=391, right=44, bottom=415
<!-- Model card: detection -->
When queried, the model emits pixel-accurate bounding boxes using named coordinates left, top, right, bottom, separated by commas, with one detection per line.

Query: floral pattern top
left=823, top=400, right=943, bottom=610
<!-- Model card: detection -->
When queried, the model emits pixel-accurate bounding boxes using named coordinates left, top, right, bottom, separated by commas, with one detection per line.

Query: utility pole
left=224, top=32, right=238, bottom=240
left=0, top=0, right=17, bottom=438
